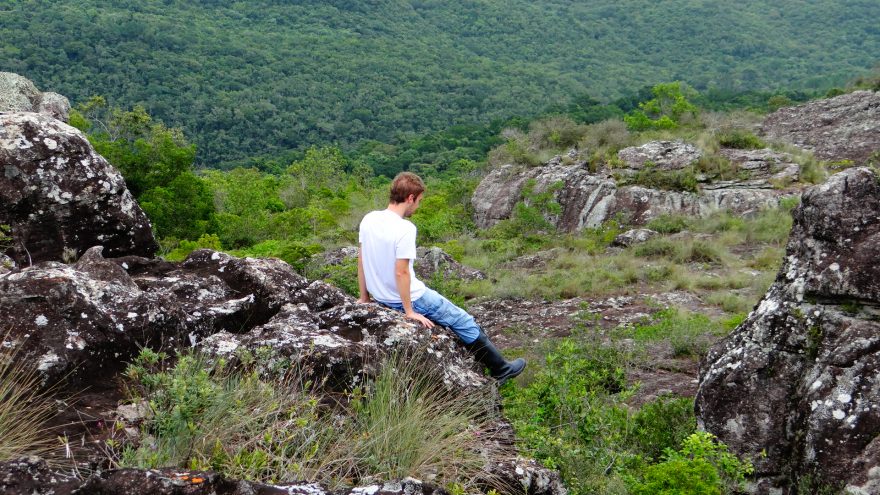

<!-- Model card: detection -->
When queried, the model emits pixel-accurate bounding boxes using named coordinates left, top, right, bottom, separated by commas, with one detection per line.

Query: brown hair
left=389, top=172, right=426, bottom=203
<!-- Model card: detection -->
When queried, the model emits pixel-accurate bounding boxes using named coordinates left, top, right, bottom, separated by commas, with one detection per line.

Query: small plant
left=647, top=214, right=689, bottom=234
left=629, top=432, right=754, bottom=494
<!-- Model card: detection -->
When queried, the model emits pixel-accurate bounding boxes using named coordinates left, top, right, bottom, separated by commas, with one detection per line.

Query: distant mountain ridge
left=2, top=0, right=877, bottom=165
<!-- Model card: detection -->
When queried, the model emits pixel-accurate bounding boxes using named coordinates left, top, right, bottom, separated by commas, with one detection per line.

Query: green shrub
left=230, top=239, right=323, bottom=271
left=716, top=130, right=765, bottom=150
left=619, top=164, right=699, bottom=192
left=630, top=458, right=722, bottom=495
left=694, top=155, right=743, bottom=182
left=631, top=396, right=696, bottom=462
left=647, top=215, right=689, bottom=234
left=161, top=233, right=223, bottom=261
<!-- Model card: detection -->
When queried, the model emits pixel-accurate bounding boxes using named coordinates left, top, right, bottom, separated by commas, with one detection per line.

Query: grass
left=118, top=348, right=501, bottom=491
left=0, top=338, right=61, bottom=463
left=620, top=307, right=732, bottom=357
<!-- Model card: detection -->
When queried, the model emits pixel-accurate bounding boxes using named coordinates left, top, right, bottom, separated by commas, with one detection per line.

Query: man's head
left=389, top=172, right=425, bottom=217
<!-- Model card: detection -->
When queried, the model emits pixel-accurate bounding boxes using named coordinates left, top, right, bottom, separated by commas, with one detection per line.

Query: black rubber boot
left=464, top=331, right=526, bottom=385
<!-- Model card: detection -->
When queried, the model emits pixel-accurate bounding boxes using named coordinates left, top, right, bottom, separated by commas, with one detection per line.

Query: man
left=357, top=172, right=525, bottom=384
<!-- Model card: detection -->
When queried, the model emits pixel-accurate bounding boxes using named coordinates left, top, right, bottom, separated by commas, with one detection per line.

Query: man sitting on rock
left=357, top=172, right=526, bottom=384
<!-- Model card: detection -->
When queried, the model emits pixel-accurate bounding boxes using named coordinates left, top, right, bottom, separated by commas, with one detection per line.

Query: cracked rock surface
left=761, top=90, right=880, bottom=165
left=696, top=167, right=880, bottom=494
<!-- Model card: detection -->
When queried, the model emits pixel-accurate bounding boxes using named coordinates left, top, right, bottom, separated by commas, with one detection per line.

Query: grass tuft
left=0, top=338, right=61, bottom=463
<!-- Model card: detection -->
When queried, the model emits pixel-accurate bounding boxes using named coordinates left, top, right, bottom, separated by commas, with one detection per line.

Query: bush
left=619, top=164, right=699, bottom=192
left=230, top=239, right=323, bottom=272
left=647, top=215, right=689, bottom=234
left=716, top=130, right=765, bottom=149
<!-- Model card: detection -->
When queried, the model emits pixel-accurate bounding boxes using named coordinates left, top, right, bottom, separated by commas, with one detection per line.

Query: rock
left=116, top=400, right=151, bottom=423
left=415, top=246, right=486, bottom=282
left=309, top=246, right=486, bottom=283
left=696, top=167, right=880, bottom=492
left=471, top=144, right=788, bottom=232
left=0, top=457, right=450, bottom=495
left=717, top=148, right=800, bottom=186
left=0, top=457, right=79, bottom=495
left=617, top=140, right=702, bottom=171
left=0, top=112, right=158, bottom=265
left=0, top=72, right=70, bottom=122
left=612, top=228, right=658, bottom=247
left=761, top=90, right=880, bottom=165
left=472, top=163, right=546, bottom=229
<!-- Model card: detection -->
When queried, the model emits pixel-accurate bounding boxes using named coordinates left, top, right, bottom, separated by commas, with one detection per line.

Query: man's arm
left=395, top=258, right=434, bottom=329
left=357, top=246, right=371, bottom=303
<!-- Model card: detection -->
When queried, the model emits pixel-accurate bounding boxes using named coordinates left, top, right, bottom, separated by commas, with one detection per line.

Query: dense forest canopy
left=2, top=0, right=878, bottom=166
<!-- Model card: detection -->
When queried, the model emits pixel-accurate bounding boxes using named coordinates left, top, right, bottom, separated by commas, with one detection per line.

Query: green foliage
left=619, top=163, right=699, bottom=192
left=139, top=172, right=216, bottom=240
left=502, top=333, right=635, bottom=493
left=73, top=101, right=215, bottom=240
left=625, top=82, right=699, bottom=131
left=630, top=458, right=722, bottom=495
left=0, top=224, right=12, bottom=254
left=629, top=432, right=754, bottom=494
left=162, top=234, right=223, bottom=262
left=631, top=397, right=697, bottom=462
left=647, top=215, right=690, bottom=234
left=716, top=130, right=766, bottom=149
left=6, top=1, right=871, bottom=166
left=410, top=187, right=475, bottom=243
left=230, top=240, right=323, bottom=272
left=492, top=179, right=562, bottom=238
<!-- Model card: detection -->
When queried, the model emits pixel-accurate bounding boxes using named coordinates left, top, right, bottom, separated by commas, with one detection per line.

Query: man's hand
left=405, top=310, right=435, bottom=329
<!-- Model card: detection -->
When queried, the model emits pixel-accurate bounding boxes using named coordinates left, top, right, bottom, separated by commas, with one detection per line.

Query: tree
left=624, top=82, right=699, bottom=131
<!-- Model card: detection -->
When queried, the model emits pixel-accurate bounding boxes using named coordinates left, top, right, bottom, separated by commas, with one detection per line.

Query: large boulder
left=761, top=90, right=880, bottom=165
left=696, top=167, right=880, bottom=493
left=0, top=72, right=70, bottom=122
left=0, top=112, right=158, bottom=265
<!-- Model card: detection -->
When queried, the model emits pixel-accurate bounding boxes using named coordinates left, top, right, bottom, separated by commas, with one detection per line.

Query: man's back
left=358, top=209, right=426, bottom=304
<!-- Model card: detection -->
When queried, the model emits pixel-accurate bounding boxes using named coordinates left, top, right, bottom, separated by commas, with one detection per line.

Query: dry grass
left=0, top=338, right=61, bottom=463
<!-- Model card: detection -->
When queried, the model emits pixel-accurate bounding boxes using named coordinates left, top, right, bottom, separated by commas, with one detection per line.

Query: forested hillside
left=2, top=0, right=878, bottom=165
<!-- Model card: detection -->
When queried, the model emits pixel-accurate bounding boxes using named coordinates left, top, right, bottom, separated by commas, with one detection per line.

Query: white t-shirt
left=358, top=209, right=426, bottom=304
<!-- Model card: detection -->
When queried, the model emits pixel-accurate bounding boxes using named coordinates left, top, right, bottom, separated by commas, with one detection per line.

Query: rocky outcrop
left=761, top=90, right=880, bottom=165
left=715, top=148, right=800, bottom=187
left=617, top=140, right=702, bottom=171
left=0, top=245, right=563, bottom=494
left=309, top=246, right=486, bottom=283
left=0, top=72, right=70, bottom=122
left=696, top=167, right=880, bottom=493
left=0, top=112, right=157, bottom=265
left=472, top=147, right=787, bottom=231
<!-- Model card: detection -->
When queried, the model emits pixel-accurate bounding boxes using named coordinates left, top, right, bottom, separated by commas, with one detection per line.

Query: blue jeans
left=380, top=288, right=480, bottom=344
